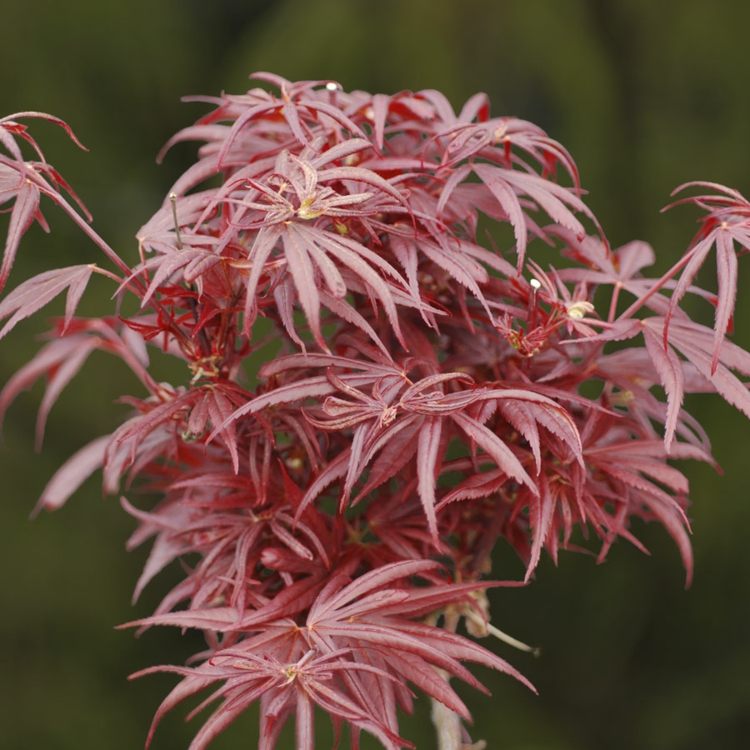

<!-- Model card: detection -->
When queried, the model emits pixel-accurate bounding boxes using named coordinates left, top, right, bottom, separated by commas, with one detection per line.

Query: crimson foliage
left=1, top=74, right=748, bottom=749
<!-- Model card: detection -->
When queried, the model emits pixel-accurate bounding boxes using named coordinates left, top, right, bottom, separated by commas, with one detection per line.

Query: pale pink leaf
left=0, top=264, right=94, bottom=340
left=0, top=180, right=40, bottom=292
left=416, top=417, right=442, bottom=539
left=36, top=435, right=109, bottom=513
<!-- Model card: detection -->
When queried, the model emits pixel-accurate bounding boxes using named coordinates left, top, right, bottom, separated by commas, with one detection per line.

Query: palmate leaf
left=125, top=561, right=533, bottom=749
left=664, top=182, right=750, bottom=372
left=105, top=382, right=250, bottom=489
left=243, top=220, right=414, bottom=349
left=0, top=264, right=94, bottom=340
left=215, top=73, right=368, bottom=166
left=390, top=233, right=494, bottom=321
left=0, top=335, right=97, bottom=436
left=439, top=114, right=579, bottom=184
left=135, top=647, right=408, bottom=750
left=435, top=158, right=594, bottom=270
left=304, top=561, right=536, bottom=700
left=1, top=320, right=161, bottom=458
left=664, top=319, right=750, bottom=419
left=574, top=315, right=750, bottom=449
left=129, top=563, right=532, bottom=750
left=295, top=369, right=583, bottom=539
left=0, top=113, right=90, bottom=292
left=584, top=439, right=705, bottom=586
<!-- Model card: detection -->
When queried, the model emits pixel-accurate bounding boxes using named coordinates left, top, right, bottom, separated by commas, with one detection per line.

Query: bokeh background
left=1, top=1, right=749, bottom=748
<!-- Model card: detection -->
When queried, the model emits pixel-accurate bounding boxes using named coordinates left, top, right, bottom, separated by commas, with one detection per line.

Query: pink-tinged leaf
left=35, top=338, right=99, bottom=449
left=585, top=439, right=713, bottom=464
left=138, top=670, right=218, bottom=749
left=0, top=111, right=88, bottom=151
left=392, top=620, right=536, bottom=692
left=234, top=577, right=326, bottom=629
left=617, top=239, right=656, bottom=278
left=458, top=237, right=517, bottom=277
left=103, top=395, right=192, bottom=487
left=668, top=320, right=750, bottom=376
left=389, top=236, right=421, bottom=320
left=273, top=277, right=307, bottom=349
left=436, top=164, right=472, bottom=217
left=297, top=448, right=350, bottom=518
left=258, top=691, right=295, bottom=750
left=139, top=249, right=216, bottom=306
left=317, top=165, right=405, bottom=204
left=216, top=100, right=283, bottom=166
left=664, top=235, right=713, bottom=344
left=451, top=412, right=536, bottom=493
left=622, top=459, right=690, bottom=495
left=131, top=527, right=187, bottom=604
left=643, top=327, right=684, bottom=452
left=121, top=583, right=319, bottom=633
left=35, top=435, right=109, bottom=513
left=301, top=682, right=403, bottom=750
left=683, top=345, right=750, bottom=418
left=0, top=264, right=94, bottom=340
left=311, top=560, right=439, bottom=620
left=644, top=494, right=694, bottom=588
left=0, top=131, right=24, bottom=165
left=526, top=475, right=557, bottom=580
left=416, top=417, right=442, bottom=540
left=243, top=225, right=281, bottom=332
left=437, top=466, right=507, bottom=509
left=217, top=376, right=336, bottom=434
left=661, top=323, right=750, bottom=419
left=305, top=227, right=407, bottom=344
left=420, top=239, right=490, bottom=313
left=473, top=163, right=528, bottom=267
left=187, top=391, right=211, bottom=436
left=370, top=93, right=390, bottom=150
left=305, top=236, right=347, bottom=299
left=298, top=99, right=368, bottom=140
left=497, top=401, right=541, bottom=471
left=7, top=83, right=746, bottom=750
left=323, top=589, right=411, bottom=622
left=459, top=92, right=490, bottom=123
left=502, top=169, right=589, bottom=236
left=282, top=227, right=325, bottom=350
left=664, top=182, right=750, bottom=368
left=319, top=622, right=480, bottom=684
left=0, top=181, right=40, bottom=293
left=420, top=88, right=456, bottom=123
left=319, top=291, right=389, bottom=355
left=712, top=229, right=738, bottom=373
left=353, top=417, right=420, bottom=500
left=0, top=164, right=21, bottom=203
left=310, top=138, right=374, bottom=168
left=206, top=389, right=240, bottom=473
left=0, top=336, right=87, bottom=432
left=188, top=700, right=254, bottom=750
left=384, top=650, right=471, bottom=719
left=260, top=353, right=398, bottom=378
left=342, top=423, right=371, bottom=503
left=282, top=99, right=310, bottom=144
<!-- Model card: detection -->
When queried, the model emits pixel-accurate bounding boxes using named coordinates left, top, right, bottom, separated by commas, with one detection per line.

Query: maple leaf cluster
left=1, top=73, right=749, bottom=749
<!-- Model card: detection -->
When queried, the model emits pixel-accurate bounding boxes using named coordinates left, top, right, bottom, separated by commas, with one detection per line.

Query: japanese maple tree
left=1, top=73, right=748, bottom=749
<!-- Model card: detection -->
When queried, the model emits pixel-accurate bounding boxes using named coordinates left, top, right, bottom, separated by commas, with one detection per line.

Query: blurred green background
left=1, top=1, right=749, bottom=748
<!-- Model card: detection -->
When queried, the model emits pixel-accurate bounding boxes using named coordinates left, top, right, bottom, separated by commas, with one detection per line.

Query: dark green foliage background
left=1, top=1, right=748, bottom=748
